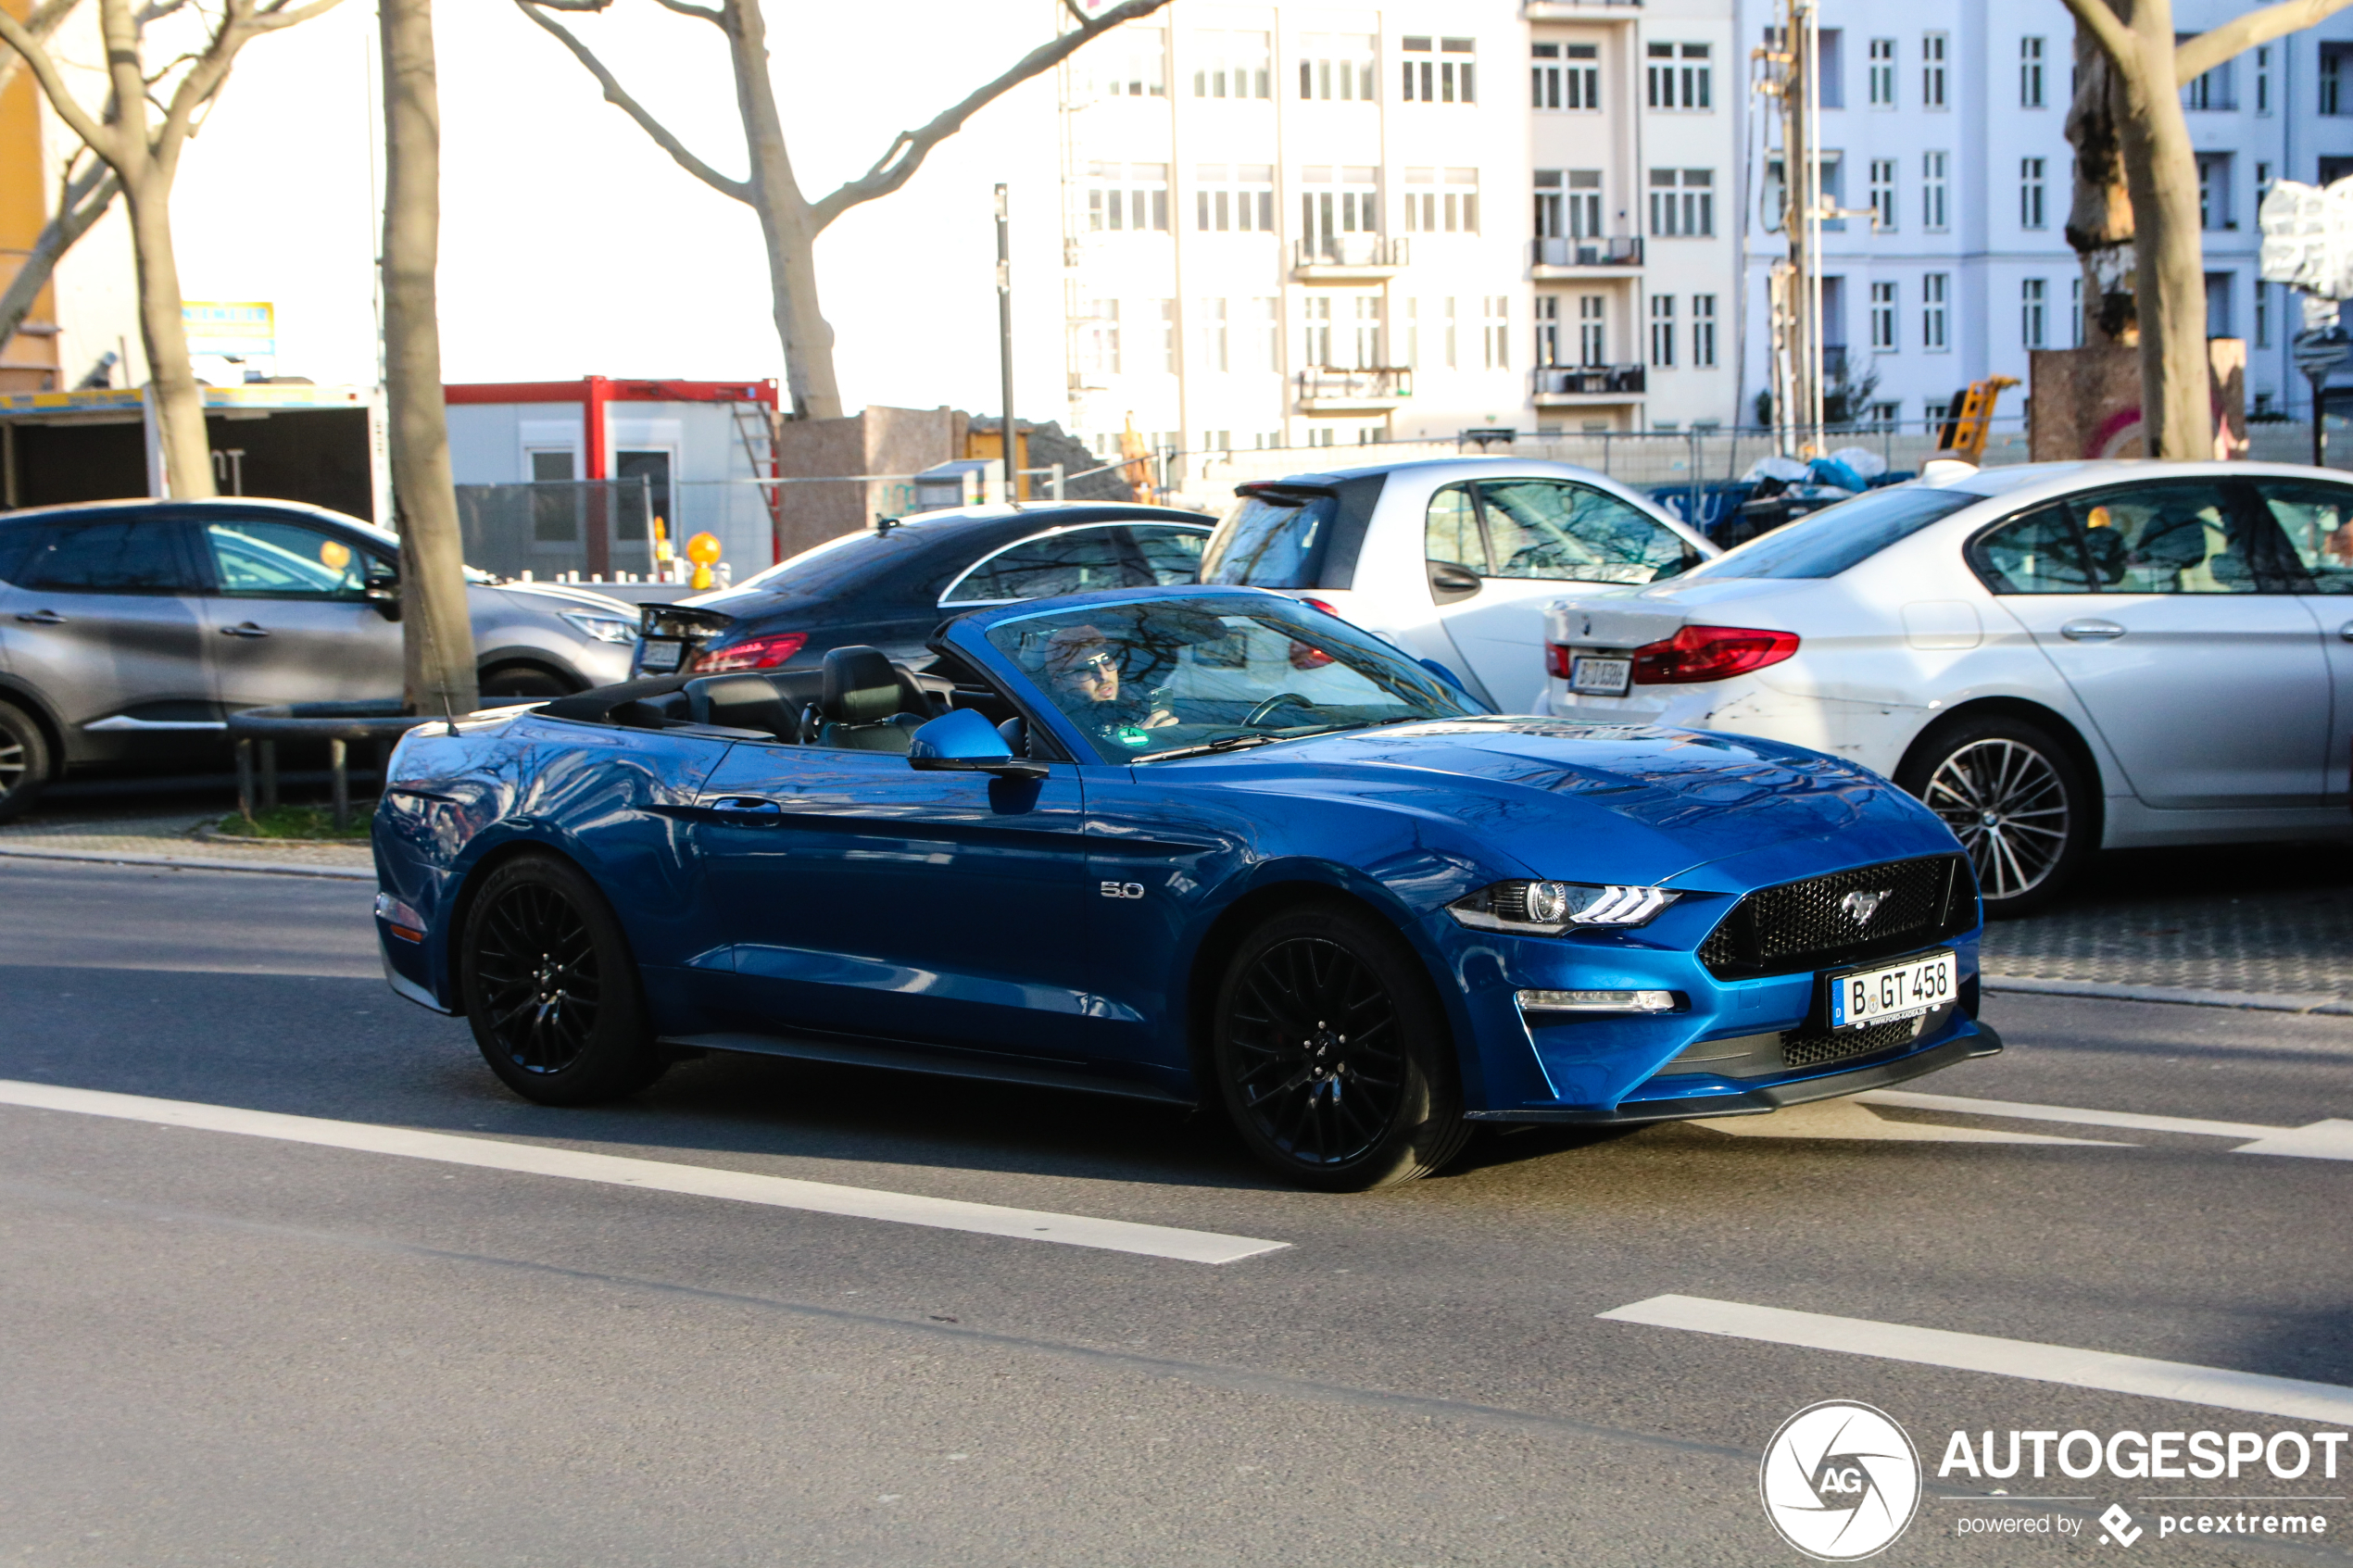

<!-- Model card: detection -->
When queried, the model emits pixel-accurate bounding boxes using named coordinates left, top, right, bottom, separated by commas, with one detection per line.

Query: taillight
left=693, top=632, right=808, bottom=671
left=1543, top=643, right=1575, bottom=679
left=1298, top=596, right=1339, bottom=616
left=1630, top=625, right=1799, bottom=684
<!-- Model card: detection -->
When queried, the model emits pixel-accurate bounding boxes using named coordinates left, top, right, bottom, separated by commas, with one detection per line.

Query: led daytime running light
left=1516, top=989, right=1679, bottom=1014
left=1448, top=879, right=1680, bottom=933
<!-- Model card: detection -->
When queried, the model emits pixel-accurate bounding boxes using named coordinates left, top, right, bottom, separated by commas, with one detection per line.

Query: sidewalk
left=0, top=809, right=372, bottom=877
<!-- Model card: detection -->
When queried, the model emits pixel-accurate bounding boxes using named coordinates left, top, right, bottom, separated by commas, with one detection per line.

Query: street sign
left=2294, top=327, right=2350, bottom=378
left=182, top=301, right=275, bottom=358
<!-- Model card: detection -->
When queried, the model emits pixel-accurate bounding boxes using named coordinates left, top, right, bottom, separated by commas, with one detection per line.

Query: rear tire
left=479, top=664, right=575, bottom=701
left=0, top=701, right=50, bottom=824
left=1212, top=903, right=1468, bottom=1191
left=459, top=852, right=667, bottom=1105
left=1896, top=715, right=2092, bottom=919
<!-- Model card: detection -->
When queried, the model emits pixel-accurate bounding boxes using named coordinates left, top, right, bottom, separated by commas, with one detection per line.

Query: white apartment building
left=1055, top=0, right=1743, bottom=458
left=1733, top=0, right=2353, bottom=433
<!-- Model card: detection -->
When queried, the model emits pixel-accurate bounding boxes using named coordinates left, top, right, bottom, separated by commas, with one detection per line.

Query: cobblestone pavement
left=0, top=805, right=371, bottom=870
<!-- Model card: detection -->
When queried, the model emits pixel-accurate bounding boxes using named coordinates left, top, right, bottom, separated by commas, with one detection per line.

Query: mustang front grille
left=1697, top=853, right=1976, bottom=980
left=1780, top=1014, right=1928, bottom=1070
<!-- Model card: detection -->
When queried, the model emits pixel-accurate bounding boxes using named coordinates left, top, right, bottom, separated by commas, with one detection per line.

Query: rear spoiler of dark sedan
left=637, top=602, right=736, bottom=648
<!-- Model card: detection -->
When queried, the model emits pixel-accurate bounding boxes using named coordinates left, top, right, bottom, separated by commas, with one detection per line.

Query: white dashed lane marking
left=1599, top=1296, right=2353, bottom=1425
left=0, top=1079, right=1290, bottom=1265
left=1858, top=1090, right=2353, bottom=1161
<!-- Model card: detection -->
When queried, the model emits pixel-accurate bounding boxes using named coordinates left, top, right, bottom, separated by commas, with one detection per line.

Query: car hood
left=1159, top=717, right=1957, bottom=889
left=491, top=582, right=637, bottom=617
left=1541, top=576, right=1830, bottom=646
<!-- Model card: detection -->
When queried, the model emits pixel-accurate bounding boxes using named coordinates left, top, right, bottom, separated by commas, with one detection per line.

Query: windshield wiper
left=1143, top=732, right=1294, bottom=761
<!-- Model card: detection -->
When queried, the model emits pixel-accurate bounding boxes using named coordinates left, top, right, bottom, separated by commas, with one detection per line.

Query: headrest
left=687, top=673, right=794, bottom=739
left=823, top=645, right=903, bottom=724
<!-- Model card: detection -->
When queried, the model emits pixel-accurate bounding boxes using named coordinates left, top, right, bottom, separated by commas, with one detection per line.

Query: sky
left=162, top=0, right=1074, bottom=420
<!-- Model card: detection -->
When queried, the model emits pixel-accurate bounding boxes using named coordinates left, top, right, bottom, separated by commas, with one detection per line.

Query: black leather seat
left=808, top=646, right=928, bottom=752
left=685, top=673, right=797, bottom=739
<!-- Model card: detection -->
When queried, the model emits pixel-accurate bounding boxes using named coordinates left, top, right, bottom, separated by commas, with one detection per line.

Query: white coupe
left=1540, top=460, right=2353, bottom=912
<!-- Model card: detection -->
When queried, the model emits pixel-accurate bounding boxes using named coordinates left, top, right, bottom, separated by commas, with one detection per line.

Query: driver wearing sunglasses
left=1040, top=625, right=1176, bottom=741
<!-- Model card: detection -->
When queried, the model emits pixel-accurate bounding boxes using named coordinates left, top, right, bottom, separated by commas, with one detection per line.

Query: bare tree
left=2060, top=0, right=2353, bottom=457
left=380, top=0, right=475, bottom=717
left=515, top=0, right=1172, bottom=420
left=0, top=0, right=345, bottom=495
left=0, top=0, right=120, bottom=354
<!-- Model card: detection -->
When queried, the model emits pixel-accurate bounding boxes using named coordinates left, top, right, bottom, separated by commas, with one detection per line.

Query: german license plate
left=1570, top=655, right=1632, bottom=696
left=637, top=638, right=685, bottom=674
left=1828, top=950, right=1956, bottom=1030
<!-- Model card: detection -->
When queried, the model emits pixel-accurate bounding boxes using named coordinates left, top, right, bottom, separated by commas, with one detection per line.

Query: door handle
left=218, top=621, right=272, bottom=639
left=13, top=609, right=64, bottom=625
left=2059, top=619, right=2125, bottom=642
left=2338, top=621, right=2353, bottom=643
left=705, top=796, right=781, bottom=817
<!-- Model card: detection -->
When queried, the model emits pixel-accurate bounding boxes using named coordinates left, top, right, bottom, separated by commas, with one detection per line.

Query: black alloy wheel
left=0, top=702, right=50, bottom=824
left=1897, top=715, right=2091, bottom=919
left=1213, top=904, right=1467, bottom=1190
left=459, top=853, right=667, bottom=1104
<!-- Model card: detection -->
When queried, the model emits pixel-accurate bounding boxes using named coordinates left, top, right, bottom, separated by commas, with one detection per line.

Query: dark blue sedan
left=374, top=586, right=1996, bottom=1189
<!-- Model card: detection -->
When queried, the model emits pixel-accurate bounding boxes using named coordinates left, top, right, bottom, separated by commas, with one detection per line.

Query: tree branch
left=648, top=0, right=722, bottom=22
left=2177, top=0, right=2353, bottom=82
left=0, top=7, right=120, bottom=159
left=514, top=0, right=752, bottom=202
left=2057, top=0, right=2141, bottom=79
left=810, top=0, right=1173, bottom=230
left=0, top=162, right=121, bottom=348
left=0, top=0, right=83, bottom=102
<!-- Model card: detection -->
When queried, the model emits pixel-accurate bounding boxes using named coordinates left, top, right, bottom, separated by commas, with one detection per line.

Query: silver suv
left=0, top=498, right=641, bottom=819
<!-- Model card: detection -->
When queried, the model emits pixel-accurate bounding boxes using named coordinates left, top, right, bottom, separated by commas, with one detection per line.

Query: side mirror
left=365, top=580, right=402, bottom=621
left=1428, top=559, right=1481, bottom=604
left=908, top=708, right=1048, bottom=779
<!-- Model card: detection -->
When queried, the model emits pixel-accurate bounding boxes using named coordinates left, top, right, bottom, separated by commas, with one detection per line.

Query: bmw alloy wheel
left=1919, top=737, right=2071, bottom=905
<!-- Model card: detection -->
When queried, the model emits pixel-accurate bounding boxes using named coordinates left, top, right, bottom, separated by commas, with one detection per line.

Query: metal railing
left=454, top=478, right=655, bottom=583
left=1530, top=235, right=1642, bottom=269
left=1532, top=364, right=1647, bottom=396
left=1296, top=366, right=1416, bottom=402
left=1292, top=235, right=1410, bottom=270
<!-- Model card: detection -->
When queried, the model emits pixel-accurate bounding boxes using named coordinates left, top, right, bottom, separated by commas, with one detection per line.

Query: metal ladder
left=730, top=401, right=786, bottom=563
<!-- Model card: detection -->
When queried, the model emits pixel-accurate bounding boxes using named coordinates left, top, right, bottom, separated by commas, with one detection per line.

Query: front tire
left=459, top=853, right=667, bottom=1105
left=0, top=702, right=49, bottom=824
left=1897, top=716, right=2092, bottom=918
left=479, top=664, right=576, bottom=701
left=1212, top=903, right=1468, bottom=1191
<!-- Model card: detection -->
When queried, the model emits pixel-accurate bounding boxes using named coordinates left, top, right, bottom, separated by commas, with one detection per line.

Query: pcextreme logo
left=1760, top=1401, right=1924, bottom=1561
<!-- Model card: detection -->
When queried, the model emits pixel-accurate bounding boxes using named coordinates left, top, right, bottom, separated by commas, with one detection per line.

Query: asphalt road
left=2, top=859, right=2349, bottom=1567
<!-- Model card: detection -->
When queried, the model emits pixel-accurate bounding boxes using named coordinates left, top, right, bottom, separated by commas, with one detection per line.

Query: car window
left=1425, top=483, right=1486, bottom=572
left=1971, top=504, right=2095, bottom=594
left=2253, top=479, right=2353, bottom=594
left=1201, top=492, right=1338, bottom=588
left=1129, top=525, right=1207, bottom=584
left=1693, top=486, right=1982, bottom=580
left=2065, top=483, right=2257, bottom=595
left=0, top=517, right=48, bottom=583
left=19, top=517, right=198, bottom=593
left=204, top=517, right=374, bottom=598
left=1472, top=478, right=1694, bottom=583
left=942, top=526, right=1147, bottom=606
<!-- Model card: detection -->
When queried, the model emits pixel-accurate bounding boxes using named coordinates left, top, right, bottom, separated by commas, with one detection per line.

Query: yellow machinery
left=1934, top=376, right=2019, bottom=462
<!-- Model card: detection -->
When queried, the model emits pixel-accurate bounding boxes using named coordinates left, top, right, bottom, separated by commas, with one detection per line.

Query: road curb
left=1982, top=972, right=2353, bottom=1015
left=0, top=846, right=373, bottom=882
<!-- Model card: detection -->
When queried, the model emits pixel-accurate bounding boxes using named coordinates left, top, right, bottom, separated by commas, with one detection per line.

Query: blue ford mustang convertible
left=372, top=585, right=1997, bottom=1189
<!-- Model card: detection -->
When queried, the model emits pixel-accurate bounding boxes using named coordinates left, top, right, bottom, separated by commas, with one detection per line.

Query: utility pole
left=996, top=183, right=1018, bottom=504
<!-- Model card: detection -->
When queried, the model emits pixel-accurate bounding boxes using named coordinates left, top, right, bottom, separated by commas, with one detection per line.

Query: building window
left=1533, top=41, right=1598, bottom=109
left=1922, top=33, right=1947, bottom=110
left=1567, top=169, right=1602, bottom=235
left=2197, top=154, right=2233, bottom=230
left=2022, top=279, right=2047, bottom=349
left=2183, top=56, right=2234, bottom=112
left=1192, top=31, right=1271, bottom=99
left=1487, top=296, right=1512, bottom=370
left=1534, top=295, right=1562, bottom=366
left=1647, top=168, right=1715, bottom=236
left=1922, top=150, right=1949, bottom=232
left=1081, top=300, right=1121, bottom=375
left=1817, top=30, right=1843, bottom=108
left=2206, top=272, right=2234, bottom=338
left=2326, top=45, right=2352, bottom=115
left=1443, top=296, right=1457, bottom=370
left=1088, top=27, right=1164, bottom=99
left=2257, top=281, right=2272, bottom=348
left=1649, top=295, right=1677, bottom=368
left=1870, top=281, right=1897, bottom=350
left=1254, top=297, right=1279, bottom=370
left=1156, top=299, right=1177, bottom=371
left=2071, top=276, right=2085, bottom=346
left=1402, top=35, right=1476, bottom=104
left=1923, top=272, right=1948, bottom=351
left=1194, top=163, right=1276, bottom=232
left=1301, top=166, right=1382, bottom=251
left=1646, top=42, right=1712, bottom=109
left=1692, top=295, right=1718, bottom=368
left=1869, top=38, right=1895, bottom=107
left=1406, top=168, right=1478, bottom=233
left=1533, top=169, right=1563, bottom=238
left=2021, top=157, right=2046, bottom=230
left=1866, top=401, right=1900, bottom=429
left=1196, top=297, right=1228, bottom=371
left=1299, top=33, right=1377, bottom=101
left=2258, top=46, right=2272, bottom=115
left=1353, top=296, right=1382, bottom=369
left=1869, top=158, right=1896, bottom=231
left=1302, top=295, right=1333, bottom=367
left=2021, top=36, right=2045, bottom=107
left=1576, top=295, right=1603, bottom=367
left=1087, top=163, right=1170, bottom=232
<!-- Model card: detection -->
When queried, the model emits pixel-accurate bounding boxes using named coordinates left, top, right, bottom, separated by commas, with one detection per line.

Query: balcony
left=1297, top=366, right=1414, bottom=410
left=1523, top=0, right=1642, bottom=19
left=1530, top=236, right=1642, bottom=276
left=1531, top=364, right=1646, bottom=403
left=1292, top=235, right=1410, bottom=280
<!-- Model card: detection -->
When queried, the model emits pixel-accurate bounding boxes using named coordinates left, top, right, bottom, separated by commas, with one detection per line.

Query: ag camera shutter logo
left=1760, top=1400, right=1922, bottom=1561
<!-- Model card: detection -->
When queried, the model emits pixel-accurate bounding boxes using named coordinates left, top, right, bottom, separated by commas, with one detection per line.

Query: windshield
left=1199, top=493, right=1336, bottom=588
left=1692, top=485, right=1982, bottom=580
left=986, top=596, right=1478, bottom=762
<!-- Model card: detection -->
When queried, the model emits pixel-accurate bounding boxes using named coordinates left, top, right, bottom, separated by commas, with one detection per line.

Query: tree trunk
left=2114, top=19, right=2214, bottom=460
left=380, top=0, right=478, bottom=716
left=2064, top=19, right=2136, bottom=345
left=120, top=182, right=215, bottom=497
left=723, top=0, right=840, bottom=420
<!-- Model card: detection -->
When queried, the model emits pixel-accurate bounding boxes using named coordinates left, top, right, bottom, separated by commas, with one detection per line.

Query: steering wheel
left=1243, top=692, right=1315, bottom=728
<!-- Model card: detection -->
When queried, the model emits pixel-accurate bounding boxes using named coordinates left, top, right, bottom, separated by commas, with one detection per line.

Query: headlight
left=560, top=610, right=641, bottom=646
left=1448, top=879, right=1679, bottom=933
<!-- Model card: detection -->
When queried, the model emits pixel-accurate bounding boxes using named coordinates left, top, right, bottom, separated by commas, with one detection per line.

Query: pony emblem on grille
left=1841, top=889, right=1891, bottom=926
